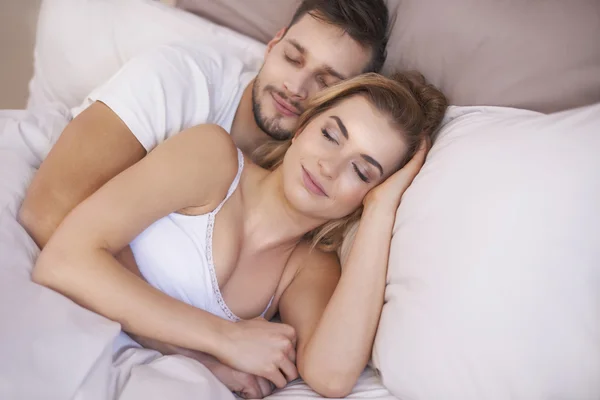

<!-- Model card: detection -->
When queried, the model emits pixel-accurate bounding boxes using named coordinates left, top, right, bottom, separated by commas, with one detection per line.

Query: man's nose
left=283, top=72, right=310, bottom=101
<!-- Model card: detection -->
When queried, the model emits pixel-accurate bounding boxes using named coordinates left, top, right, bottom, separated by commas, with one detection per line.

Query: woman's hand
left=363, top=140, right=428, bottom=214
left=216, top=317, right=298, bottom=390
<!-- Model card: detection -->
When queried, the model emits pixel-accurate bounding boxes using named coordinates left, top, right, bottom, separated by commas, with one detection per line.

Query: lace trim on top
left=205, top=149, right=244, bottom=322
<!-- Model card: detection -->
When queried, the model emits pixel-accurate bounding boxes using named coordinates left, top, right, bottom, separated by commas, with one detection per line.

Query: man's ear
left=265, top=28, right=286, bottom=58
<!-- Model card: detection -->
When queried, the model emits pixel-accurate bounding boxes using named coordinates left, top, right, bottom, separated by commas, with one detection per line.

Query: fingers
left=390, top=139, right=428, bottom=188
left=265, top=367, right=288, bottom=389
left=278, top=355, right=299, bottom=382
left=256, top=377, right=274, bottom=398
left=238, top=377, right=262, bottom=400
left=286, top=344, right=296, bottom=364
left=278, top=323, right=297, bottom=345
left=404, top=139, right=428, bottom=171
left=276, top=323, right=297, bottom=361
left=420, top=135, right=431, bottom=151
left=280, top=325, right=296, bottom=364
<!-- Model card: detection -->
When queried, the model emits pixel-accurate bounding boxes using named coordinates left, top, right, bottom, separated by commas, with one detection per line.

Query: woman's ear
left=265, top=28, right=286, bottom=59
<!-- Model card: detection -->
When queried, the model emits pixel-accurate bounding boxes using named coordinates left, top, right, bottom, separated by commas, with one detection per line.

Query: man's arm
left=19, top=101, right=146, bottom=248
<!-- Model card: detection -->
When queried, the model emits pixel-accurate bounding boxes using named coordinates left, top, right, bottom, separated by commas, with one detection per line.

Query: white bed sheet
left=0, top=106, right=397, bottom=399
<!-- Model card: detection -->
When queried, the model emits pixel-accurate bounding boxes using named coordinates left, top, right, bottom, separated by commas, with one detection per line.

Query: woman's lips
left=272, top=92, right=300, bottom=117
left=302, top=166, right=327, bottom=197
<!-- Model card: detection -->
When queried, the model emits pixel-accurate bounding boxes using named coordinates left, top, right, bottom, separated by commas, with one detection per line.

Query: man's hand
left=211, top=362, right=275, bottom=399
left=129, top=334, right=274, bottom=398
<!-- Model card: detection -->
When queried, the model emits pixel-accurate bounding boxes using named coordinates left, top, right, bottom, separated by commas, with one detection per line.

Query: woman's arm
left=116, top=246, right=275, bottom=398
left=278, top=145, right=428, bottom=398
left=32, top=125, right=297, bottom=387
left=278, top=211, right=391, bottom=398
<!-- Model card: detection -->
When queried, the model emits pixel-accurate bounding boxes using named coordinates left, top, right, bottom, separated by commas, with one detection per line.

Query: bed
left=1, top=0, right=599, bottom=399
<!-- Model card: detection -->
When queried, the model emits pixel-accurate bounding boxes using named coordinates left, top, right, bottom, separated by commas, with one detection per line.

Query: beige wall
left=0, top=0, right=42, bottom=109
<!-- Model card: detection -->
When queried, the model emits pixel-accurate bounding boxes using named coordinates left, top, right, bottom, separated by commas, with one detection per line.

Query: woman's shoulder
left=286, top=241, right=342, bottom=279
left=156, top=124, right=242, bottom=210
left=179, top=123, right=238, bottom=158
left=173, top=123, right=239, bottom=171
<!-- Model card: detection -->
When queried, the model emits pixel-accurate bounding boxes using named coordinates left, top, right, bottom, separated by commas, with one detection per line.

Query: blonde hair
left=253, top=71, right=448, bottom=252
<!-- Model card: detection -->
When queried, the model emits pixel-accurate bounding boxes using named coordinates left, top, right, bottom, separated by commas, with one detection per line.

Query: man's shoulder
left=155, top=40, right=256, bottom=115
left=149, top=40, right=249, bottom=78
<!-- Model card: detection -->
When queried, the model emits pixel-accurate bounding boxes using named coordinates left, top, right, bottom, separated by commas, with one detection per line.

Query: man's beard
left=251, top=76, right=299, bottom=141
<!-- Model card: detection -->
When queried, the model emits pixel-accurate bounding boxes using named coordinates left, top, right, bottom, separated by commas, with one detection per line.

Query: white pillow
left=28, top=0, right=266, bottom=110
left=374, top=104, right=600, bottom=400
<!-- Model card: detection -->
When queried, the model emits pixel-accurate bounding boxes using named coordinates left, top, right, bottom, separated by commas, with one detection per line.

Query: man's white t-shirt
left=71, top=41, right=258, bottom=152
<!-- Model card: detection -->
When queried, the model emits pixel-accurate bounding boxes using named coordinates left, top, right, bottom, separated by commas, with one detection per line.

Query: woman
left=32, top=72, right=447, bottom=398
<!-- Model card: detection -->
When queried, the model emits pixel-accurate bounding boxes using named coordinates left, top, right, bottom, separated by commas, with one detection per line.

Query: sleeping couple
left=19, top=0, right=447, bottom=398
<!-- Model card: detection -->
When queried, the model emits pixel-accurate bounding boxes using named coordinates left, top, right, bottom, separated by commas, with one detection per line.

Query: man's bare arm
left=19, top=101, right=146, bottom=248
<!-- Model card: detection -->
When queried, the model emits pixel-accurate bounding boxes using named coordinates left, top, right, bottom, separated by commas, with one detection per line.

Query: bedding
left=28, top=0, right=266, bottom=111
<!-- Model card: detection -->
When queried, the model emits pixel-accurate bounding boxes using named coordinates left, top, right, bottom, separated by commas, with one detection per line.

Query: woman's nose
left=318, top=158, right=339, bottom=180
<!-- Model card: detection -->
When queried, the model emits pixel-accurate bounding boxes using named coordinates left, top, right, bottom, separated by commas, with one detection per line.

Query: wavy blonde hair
left=253, top=72, right=448, bottom=253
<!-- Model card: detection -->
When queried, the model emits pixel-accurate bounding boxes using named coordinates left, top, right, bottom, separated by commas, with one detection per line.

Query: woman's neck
left=241, top=167, right=326, bottom=252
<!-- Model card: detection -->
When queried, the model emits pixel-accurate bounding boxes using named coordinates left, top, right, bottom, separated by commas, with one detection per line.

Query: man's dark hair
left=287, top=0, right=390, bottom=73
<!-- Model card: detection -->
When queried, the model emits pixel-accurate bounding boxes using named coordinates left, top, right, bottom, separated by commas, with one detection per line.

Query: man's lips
left=272, top=92, right=300, bottom=117
left=302, top=166, right=327, bottom=197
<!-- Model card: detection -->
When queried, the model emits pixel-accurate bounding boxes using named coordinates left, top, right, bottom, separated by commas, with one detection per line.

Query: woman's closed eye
left=321, top=128, right=338, bottom=144
left=353, top=164, right=370, bottom=183
left=321, top=129, right=369, bottom=182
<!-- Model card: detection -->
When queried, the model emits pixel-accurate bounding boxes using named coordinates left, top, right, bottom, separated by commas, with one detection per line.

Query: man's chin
left=266, top=128, right=295, bottom=141
left=262, top=116, right=297, bottom=141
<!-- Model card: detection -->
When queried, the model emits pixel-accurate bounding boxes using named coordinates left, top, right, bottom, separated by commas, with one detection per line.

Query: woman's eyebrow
left=329, top=115, right=384, bottom=176
left=361, top=154, right=384, bottom=177
left=330, top=116, right=348, bottom=139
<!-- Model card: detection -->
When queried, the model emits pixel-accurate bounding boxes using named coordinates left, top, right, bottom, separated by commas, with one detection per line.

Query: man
left=20, top=0, right=389, bottom=397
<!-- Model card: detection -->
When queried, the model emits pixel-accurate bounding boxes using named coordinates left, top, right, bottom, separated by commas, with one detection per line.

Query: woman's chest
left=211, top=210, right=292, bottom=320
left=129, top=208, right=292, bottom=321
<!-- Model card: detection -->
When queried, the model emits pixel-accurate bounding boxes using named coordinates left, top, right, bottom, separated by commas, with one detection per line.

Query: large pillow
left=28, top=0, right=266, bottom=110
left=372, top=103, right=600, bottom=400
left=176, top=0, right=600, bottom=113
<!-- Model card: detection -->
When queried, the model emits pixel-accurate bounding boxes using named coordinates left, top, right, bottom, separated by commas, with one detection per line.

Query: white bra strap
left=260, top=295, right=275, bottom=318
left=212, top=148, right=244, bottom=215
